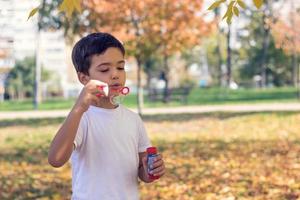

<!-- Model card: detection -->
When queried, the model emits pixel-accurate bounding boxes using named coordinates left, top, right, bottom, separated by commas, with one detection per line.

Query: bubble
left=110, top=95, right=125, bottom=106
left=109, top=86, right=130, bottom=105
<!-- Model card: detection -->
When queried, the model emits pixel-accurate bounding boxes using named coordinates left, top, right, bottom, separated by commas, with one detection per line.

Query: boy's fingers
left=155, top=154, right=163, bottom=161
left=154, top=168, right=165, bottom=177
left=151, top=165, right=165, bottom=174
left=86, top=87, right=101, bottom=96
left=152, top=160, right=164, bottom=168
left=91, top=95, right=100, bottom=104
left=87, top=79, right=105, bottom=87
left=86, top=81, right=106, bottom=91
left=95, top=92, right=105, bottom=97
left=93, top=86, right=104, bottom=94
left=91, top=79, right=107, bottom=86
left=92, top=86, right=106, bottom=97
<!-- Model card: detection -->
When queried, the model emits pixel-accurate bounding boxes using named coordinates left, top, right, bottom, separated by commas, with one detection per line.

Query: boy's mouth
left=109, top=83, right=122, bottom=91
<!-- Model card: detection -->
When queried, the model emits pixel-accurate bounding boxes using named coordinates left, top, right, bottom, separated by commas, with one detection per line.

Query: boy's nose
left=112, top=75, right=119, bottom=80
left=111, top=69, right=119, bottom=80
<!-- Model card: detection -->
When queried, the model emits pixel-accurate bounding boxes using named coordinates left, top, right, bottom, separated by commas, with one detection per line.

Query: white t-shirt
left=71, top=105, right=151, bottom=200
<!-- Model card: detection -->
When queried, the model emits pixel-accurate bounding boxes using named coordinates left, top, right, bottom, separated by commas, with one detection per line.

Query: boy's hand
left=141, top=153, right=165, bottom=182
left=74, top=80, right=107, bottom=112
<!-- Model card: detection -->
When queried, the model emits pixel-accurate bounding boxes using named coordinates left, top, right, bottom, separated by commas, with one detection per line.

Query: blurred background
left=0, top=0, right=300, bottom=199
left=0, top=0, right=299, bottom=111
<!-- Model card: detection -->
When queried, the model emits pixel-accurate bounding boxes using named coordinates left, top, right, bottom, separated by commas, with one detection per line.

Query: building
left=0, top=0, right=75, bottom=100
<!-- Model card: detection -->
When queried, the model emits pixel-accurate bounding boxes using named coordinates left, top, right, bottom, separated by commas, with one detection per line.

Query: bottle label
left=147, top=154, right=156, bottom=174
left=147, top=154, right=159, bottom=180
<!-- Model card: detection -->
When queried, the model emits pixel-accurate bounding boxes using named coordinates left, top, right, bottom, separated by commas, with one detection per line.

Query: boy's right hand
left=74, top=80, right=107, bottom=112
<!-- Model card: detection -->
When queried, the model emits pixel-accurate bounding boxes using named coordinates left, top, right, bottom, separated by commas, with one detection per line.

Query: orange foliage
left=83, top=0, right=214, bottom=57
left=270, top=10, right=300, bottom=55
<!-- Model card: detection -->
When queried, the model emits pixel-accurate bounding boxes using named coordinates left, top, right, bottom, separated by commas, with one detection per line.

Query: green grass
left=0, top=98, right=75, bottom=111
left=0, top=87, right=299, bottom=111
left=188, top=87, right=299, bottom=104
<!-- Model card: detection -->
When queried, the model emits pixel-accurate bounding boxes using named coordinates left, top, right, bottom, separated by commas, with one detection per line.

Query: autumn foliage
left=1, top=112, right=300, bottom=199
left=270, top=11, right=300, bottom=55
left=82, top=0, right=212, bottom=58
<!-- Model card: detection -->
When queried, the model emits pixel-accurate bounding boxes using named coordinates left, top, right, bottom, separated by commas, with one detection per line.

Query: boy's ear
left=77, top=72, right=90, bottom=85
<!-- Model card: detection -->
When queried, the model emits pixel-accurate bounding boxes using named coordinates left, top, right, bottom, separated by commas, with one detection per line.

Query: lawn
left=0, top=111, right=300, bottom=199
left=0, top=87, right=299, bottom=111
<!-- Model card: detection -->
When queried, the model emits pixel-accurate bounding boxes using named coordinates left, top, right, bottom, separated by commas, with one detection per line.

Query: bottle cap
left=147, top=147, right=157, bottom=154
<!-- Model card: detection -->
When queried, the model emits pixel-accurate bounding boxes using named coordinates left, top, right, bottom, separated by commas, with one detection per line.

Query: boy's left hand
left=142, top=154, right=165, bottom=181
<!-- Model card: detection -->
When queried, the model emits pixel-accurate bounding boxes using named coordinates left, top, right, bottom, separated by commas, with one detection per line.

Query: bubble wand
left=96, top=84, right=130, bottom=106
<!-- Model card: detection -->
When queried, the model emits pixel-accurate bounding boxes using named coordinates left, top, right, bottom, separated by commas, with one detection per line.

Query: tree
left=270, top=0, right=300, bottom=90
left=238, top=9, right=293, bottom=87
left=226, top=24, right=232, bottom=87
left=29, top=0, right=212, bottom=114
left=29, top=0, right=264, bottom=24
left=6, top=57, right=35, bottom=99
left=5, top=57, right=51, bottom=100
left=259, top=0, right=273, bottom=88
left=136, top=0, right=212, bottom=101
left=214, top=8, right=224, bottom=86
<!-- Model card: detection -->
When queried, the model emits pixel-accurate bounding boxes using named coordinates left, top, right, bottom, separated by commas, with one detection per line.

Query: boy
left=48, top=32, right=165, bottom=200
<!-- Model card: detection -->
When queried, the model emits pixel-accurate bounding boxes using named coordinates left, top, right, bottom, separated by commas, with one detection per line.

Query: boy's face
left=80, top=47, right=126, bottom=96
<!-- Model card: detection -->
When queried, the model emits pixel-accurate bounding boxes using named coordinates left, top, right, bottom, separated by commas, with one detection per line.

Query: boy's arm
left=48, top=80, right=105, bottom=168
left=48, top=106, right=85, bottom=168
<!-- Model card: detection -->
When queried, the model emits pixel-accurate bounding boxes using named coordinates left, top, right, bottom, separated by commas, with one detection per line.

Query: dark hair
left=71, top=32, right=125, bottom=75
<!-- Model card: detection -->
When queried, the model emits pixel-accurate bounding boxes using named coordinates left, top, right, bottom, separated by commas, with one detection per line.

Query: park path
left=0, top=102, right=300, bottom=120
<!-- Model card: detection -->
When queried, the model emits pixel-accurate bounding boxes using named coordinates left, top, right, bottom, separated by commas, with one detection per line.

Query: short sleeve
left=137, top=116, right=151, bottom=152
left=73, top=114, right=87, bottom=150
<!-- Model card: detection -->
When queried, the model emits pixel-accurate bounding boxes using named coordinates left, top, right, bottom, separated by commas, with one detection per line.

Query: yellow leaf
left=233, top=6, right=239, bottom=16
left=59, top=0, right=82, bottom=18
left=27, top=6, right=39, bottom=21
left=58, top=0, right=69, bottom=16
left=237, top=0, right=246, bottom=9
left=226, top=12, right=233, bottom=24
left=72, top=0, right=82, bottom=12
left=207, top=0, right=226, bottom=10
left=253, top=0, right=263, bottom=9
left=222, top=1, right=234, bottom=20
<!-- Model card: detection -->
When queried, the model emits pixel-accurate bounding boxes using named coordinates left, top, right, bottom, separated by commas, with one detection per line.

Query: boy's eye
left=118, top=67, right=124, bottom=70
left=100, top=69, right=109, bottom=72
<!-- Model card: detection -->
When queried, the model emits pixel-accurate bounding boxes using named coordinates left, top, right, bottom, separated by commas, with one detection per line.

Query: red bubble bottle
left=147, top=147, right=160, bottom=180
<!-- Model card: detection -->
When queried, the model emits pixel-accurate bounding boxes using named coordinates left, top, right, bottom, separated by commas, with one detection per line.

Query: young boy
left=48, top=32, right=165, bottom=200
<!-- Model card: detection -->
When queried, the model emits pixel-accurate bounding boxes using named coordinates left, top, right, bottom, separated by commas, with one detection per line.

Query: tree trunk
left=129, top=7, right=144, bottom=115
left=136, top=56, right=143, bottom=115
left=226, top=24, right=232, bottom=87
left=261, top=0, right=271, bottom=88
left=292, top=53, right=297, bottom=87
left=296, top=55, right=299, bottom=99
left=260, top=26, right=270, bottom=88
left=215, top=8, right=223, bottom=86
left=163, top=55, right=169, bottom=103
left=290, top=0, right=297, bottom=87
left=34, top=0, right=45, bottom=110
left=145, top=69, right=152, bottom=91
left=17, top=80, right=23, bottom=100
left=34, top=29, right=41, bottom=109
left=217, top=29, right=223, bottom=87
left=144, top=59, right=153, bottom=91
